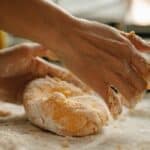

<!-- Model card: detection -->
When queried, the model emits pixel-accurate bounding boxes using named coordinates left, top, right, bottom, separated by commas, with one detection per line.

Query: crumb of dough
left=61, top=137, right=70, bottom=148
left=116, top=144, right=122, bottom=150
left=0, top=110, right=11, bottom=117
left=129, top=31, right=135, bottom=37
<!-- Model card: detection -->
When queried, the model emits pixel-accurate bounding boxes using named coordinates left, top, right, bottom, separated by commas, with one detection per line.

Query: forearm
left=0, top=0, right=77, bottom=57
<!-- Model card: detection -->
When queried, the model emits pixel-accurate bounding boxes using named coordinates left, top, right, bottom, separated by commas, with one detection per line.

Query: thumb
left=21, top=42, right=59, bottom=61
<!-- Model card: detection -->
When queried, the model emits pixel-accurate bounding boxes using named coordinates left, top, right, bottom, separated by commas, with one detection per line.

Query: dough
left=23, top=76, right=109, bottom=136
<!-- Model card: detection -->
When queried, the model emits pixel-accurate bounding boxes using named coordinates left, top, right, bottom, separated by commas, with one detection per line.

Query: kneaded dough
left=23, top=76, right=109, bottom=137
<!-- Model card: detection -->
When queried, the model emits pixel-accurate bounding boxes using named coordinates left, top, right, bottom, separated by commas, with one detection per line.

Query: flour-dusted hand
left=122, top=31, right=150, bottom=52
left=57, top=19, right=150, bottom=109
left=0, top=0, right=149, bottom=111
left=0, top=43, right=58, bottom=103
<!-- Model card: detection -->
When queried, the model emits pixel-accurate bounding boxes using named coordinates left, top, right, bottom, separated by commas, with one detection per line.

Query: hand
left=59, top=19, right=150, bottom=108
left=0, top=43, right=58, bottom=103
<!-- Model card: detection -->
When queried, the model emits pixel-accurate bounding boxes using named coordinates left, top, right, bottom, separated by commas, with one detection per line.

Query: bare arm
left=0, top=0, right=149, bottom=108
left=0, top=0, right=77, bottom=57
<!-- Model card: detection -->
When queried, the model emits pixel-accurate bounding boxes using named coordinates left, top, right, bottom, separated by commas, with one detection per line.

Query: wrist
left=36, top=2, right=79, bottom=58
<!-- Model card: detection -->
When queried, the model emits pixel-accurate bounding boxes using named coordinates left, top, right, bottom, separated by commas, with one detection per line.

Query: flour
left=0, top=94, right=150, bottom=150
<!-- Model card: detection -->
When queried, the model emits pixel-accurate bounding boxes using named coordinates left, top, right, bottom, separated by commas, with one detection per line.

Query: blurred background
left=0, top=0, right=150, bottom=48
left=54, top=0, right=150, bottom=37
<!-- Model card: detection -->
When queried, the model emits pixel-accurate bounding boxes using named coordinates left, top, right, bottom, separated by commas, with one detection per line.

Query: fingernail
left=108, top=88, right=122, bottom=119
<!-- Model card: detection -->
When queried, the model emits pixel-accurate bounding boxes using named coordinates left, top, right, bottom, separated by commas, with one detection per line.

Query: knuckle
left=19, top=43, right=35, bottom=57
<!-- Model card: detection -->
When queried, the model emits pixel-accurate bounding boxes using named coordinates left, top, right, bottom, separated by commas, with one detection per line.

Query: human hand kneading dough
left=0, top=43, right=110, bottom=136
left=0, top=38, right=149, bottom=137
left=0, top=0, right=150, bottom=136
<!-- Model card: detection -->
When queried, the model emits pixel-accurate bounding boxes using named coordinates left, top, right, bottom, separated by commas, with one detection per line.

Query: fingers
left=95, top=80, right=122, bottom=119
left=0, top=42, right=59, bottom=78
left=121, top=31, right=150, bottom=87
left=0, top=42, right=58, bottom=64
left=18, top=42, right=59, bottom=60
left=30, top=57, right=50, bottom=77
left=94, top=60, right=146, bottom=109
left=107, top=87, right=122, bottom=119
left=106, top=70, right=136, bottom=107
left=83, top=70, right=122, bottom=119
left=30, top=57, right=92, bottom=93
left=122, top=31, right=150, bottom=52
left=114, top=61, right=147, bottom=94
left=106, top=67, right=146, bottom=108
left=0, top=43, right=41, bottom=77
left=122, top=31, right=150, bottom=89
left=131, top=52, right=150, bottom=81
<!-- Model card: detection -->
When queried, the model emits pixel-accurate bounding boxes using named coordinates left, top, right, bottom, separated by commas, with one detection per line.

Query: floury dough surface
left=0, top=94, right=150, bottom=150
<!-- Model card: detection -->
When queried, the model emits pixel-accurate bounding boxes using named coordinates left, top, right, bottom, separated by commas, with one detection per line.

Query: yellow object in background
left=0, top=31, right=8, bottom=49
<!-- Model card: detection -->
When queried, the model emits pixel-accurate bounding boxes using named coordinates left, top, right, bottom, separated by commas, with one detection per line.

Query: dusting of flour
left=0, top=94, right=150, bottom=150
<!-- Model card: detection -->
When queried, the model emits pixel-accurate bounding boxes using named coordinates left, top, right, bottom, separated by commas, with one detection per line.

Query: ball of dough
left=23, top=77, right=109, bottom=136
